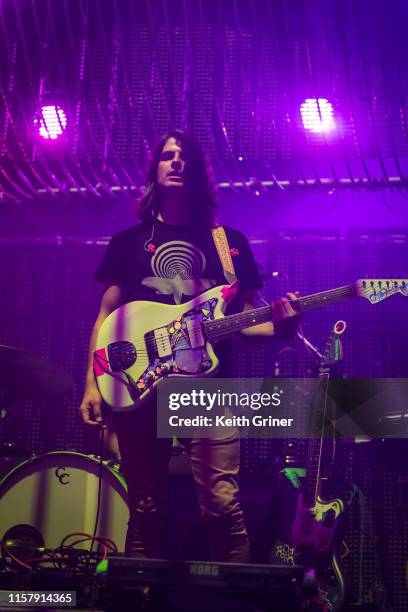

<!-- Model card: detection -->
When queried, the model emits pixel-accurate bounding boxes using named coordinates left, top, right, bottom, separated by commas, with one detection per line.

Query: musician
left=80, top=130, right=299, bottom=562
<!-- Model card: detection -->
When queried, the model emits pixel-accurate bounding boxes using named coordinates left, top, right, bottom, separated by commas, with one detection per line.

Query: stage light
left=34, top=105, right=67, bottom=140
left=300, top=98, right=335, bottom=134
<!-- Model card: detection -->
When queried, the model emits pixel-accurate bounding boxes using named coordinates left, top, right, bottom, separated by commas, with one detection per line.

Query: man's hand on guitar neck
left=240, top=290, right=301, bottom=338
left=271, top=291, right=302, bottom=340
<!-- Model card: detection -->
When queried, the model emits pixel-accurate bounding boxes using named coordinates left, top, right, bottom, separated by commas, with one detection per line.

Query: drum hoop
left=0, top=450, right=127, bottom=493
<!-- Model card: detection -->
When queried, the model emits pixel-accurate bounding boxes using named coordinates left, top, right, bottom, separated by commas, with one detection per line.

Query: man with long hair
left=80, top=130, right=298, bottom=562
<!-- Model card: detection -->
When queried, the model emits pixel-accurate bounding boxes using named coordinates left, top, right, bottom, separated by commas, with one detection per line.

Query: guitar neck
left=205, top=284, right=355, bottom=342
left=303, top=437, right=324, bottom=508
left=297, top=284, right=354, bottom=312
left=303, top=325, right=345, bottom=508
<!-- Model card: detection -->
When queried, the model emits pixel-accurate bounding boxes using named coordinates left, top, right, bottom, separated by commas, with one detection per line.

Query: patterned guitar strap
left=211, top=225, right=237, bottom=285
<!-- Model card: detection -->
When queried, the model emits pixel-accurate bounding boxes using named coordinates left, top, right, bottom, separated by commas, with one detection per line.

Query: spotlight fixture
left=34, top=104, right=67, bottom=140
left=300, top=98, right=335, bottom=134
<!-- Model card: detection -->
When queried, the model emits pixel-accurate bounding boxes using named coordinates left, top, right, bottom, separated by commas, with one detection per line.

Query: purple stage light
left=34, top=105, right=67, bottom=140
left=300, top=98, right=335, bottom=134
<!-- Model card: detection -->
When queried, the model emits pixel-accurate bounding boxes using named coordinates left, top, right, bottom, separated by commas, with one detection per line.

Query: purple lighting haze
left=300, top=98, right=335, bottom=134
left=34, top=105, right=67, bottom=140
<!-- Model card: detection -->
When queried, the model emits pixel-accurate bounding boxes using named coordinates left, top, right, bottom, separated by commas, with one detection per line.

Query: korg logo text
left=189, top=563, right=219, bottom=576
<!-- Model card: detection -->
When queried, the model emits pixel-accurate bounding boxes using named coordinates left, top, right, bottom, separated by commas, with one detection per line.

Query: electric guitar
left=93, top=278, right=407, bottom=411
left=269, top=321, right=355, bottom=610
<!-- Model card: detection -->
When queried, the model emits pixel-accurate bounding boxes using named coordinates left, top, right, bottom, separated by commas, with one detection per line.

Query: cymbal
left=0, top=345, right=74, bottom=401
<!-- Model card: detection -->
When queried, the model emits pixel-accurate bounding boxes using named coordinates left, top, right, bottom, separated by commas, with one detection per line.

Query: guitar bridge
left=186, top=318, right=205, bottom=348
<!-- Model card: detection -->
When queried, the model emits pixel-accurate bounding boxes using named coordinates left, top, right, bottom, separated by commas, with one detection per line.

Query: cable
left=91, top=428, right=105, bottom=554
left=143, top=222, right=156, bottom=252
left=61, top=534, right=117, bottom=554
left=93, top=352, right=142, bottom=393
left=1, top=531, right=117, bottom=580
left=64, top=538, right=109, bottom=560
left=57, top=532, right=118, bottom=569
left=0, top=538, right=33, bottom=572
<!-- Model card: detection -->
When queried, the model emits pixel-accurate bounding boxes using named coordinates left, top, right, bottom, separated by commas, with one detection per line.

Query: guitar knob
left=146, top=371, right=156, bottom=384
left=161, top=363, right=170, bottom=376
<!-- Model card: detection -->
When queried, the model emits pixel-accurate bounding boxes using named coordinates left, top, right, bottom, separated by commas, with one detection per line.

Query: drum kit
left=0, top=345, right=129, bottom=556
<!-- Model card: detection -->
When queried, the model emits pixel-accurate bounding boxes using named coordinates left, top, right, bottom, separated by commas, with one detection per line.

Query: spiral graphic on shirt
left=151, top=241, right=206, bottom=279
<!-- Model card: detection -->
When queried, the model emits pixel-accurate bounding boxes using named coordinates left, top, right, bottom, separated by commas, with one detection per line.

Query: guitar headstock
left=321, top=320, right=346, bottom=368
left=354, top=279, right=408, bottom=304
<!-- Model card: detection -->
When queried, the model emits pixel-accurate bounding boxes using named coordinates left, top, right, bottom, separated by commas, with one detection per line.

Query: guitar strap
left=211, top=225, right=237, bottom=284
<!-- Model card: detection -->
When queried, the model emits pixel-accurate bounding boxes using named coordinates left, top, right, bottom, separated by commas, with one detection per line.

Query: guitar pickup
left=154, top=327, right=172, bottom=357
left=186, top=318, right=205, bottom=348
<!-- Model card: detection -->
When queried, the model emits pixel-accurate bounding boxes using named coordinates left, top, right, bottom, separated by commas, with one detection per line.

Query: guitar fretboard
left=298, top=285, right=354, bottom=312
left=304, top=437, right=325, bottom=508
left=204, top=284, right=355, bottom=342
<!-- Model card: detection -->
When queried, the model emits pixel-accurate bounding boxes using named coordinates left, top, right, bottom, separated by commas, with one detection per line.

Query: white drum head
left=0, top=452, right=129, bottom=552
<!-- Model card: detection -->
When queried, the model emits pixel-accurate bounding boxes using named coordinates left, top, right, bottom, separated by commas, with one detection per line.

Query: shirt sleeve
left=232, top=231, right=263, bottom=292
left=94, top=233, right=128, bottom=285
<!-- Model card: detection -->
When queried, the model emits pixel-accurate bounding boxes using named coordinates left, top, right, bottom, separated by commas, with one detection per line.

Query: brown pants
left=113, top=399, right=249, bottom=562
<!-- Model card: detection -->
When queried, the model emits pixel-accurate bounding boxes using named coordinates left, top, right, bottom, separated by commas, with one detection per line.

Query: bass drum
left=0, top=451, right=129, bottom=552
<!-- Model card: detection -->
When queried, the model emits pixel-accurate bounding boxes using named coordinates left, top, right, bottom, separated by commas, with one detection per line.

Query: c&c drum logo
left=55, top=467, right=70, bottom=485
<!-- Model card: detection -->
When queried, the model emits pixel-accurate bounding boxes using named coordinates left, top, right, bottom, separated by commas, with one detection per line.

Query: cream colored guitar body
left=94, top=285, right=229, bottom=411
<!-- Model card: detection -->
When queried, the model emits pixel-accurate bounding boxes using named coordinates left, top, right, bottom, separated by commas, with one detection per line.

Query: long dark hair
left=136, top=130, right=218, bottom=229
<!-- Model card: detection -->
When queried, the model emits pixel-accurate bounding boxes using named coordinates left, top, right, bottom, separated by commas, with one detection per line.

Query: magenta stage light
left=34, top=105, right=67, bottom=140
left=300, top=98, right=335, bottom=134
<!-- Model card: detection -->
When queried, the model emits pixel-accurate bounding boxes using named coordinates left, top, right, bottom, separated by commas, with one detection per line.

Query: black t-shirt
left=95, top=218, right=263, bottom=376
left=95, top=217, right=262, bottom=305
